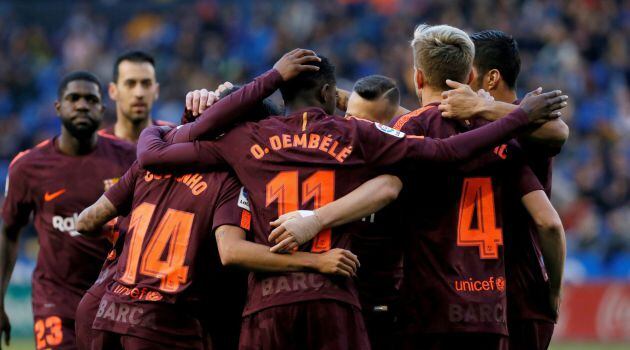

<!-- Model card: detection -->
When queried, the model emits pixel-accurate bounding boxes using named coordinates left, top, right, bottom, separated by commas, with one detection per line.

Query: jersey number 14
left=121, top=202, right=193, bottom=292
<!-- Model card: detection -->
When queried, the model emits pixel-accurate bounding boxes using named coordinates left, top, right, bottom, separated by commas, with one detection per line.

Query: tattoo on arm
left=76, top=195, right=118, bottom=237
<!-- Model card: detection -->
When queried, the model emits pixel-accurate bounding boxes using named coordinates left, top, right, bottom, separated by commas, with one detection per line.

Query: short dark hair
left=113, top=50, right=155, bottom=82
left=470, top=30, right=521, bottom=89
left=353, top=75, right=400, bottom=106
left=279, top=55, right=336, bottom=103
left=57, top=71, right=102, bottom=98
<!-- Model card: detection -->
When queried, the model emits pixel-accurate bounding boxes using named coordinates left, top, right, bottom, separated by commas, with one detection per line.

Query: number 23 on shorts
left=34, top=316, right=63, bottom=349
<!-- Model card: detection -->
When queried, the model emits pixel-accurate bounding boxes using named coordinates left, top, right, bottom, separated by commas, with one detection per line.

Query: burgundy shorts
left=239, top=300, right=370, bottom=350
left=508, top=319, right=555, bottom=350
left=90, top=329, right=204, bottom=350
left=33, top=314, right=76, bottom=350
left=401, top=332, right=508, bottom=350
left=75, top=292, right=101, bottom=350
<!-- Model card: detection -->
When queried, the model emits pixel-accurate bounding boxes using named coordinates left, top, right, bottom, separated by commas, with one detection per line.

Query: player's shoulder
left=97, top=126, right=116, bottom=139
left=153, top=119, right=176, bottom=127
left=390, top=104, right=439, bottom=131
left=8, top=138, right=54, bottom=172
left=98, top=134, right=137, bottom=154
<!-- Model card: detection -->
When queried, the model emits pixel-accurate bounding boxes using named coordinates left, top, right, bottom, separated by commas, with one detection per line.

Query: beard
left=123, top=105, right=150, bottom=124
left=62, top=116, right=100, bottom=139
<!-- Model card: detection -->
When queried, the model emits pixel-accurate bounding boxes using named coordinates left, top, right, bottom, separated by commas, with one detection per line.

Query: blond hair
left=411, top=24, right=475, bottom=90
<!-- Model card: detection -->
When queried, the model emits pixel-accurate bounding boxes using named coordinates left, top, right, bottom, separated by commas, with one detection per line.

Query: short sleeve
left=1, top=161, right=34, bottom=228
left=212, top=174, right=251, bottom=232
left=512, top=161, right=544, bottom=198
left=104, top=161, right=141, bottom=216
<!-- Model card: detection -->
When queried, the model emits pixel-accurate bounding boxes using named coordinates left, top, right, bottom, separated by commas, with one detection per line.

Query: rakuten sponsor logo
left=454, top=276, right=506, bottom=293
left=52, top=213, right=80, bottom=236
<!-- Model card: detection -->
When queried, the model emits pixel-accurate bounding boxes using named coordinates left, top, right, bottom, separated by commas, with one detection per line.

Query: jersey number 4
left=120, top=202, right=193, bottom=292
left=266, top=170, right=334, bottom=252
left=457, top=177, right=503, bottom=259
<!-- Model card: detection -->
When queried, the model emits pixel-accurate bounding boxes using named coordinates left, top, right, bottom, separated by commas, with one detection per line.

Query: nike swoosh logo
left=44, top=189, right=66, bottom=202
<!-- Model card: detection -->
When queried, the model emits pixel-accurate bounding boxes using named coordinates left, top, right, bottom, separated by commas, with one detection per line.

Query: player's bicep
left=214, top=224, right=247, bottom=266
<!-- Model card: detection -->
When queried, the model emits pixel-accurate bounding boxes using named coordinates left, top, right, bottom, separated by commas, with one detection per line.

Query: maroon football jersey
left=91, top=159, right=250, bottom=344
left=87, top=120, right=173, bottom=299
left=390, top=103, right=543, bottom=336
left=350, top=202, right=404, bottom=311
left=137, top=94, right=535, bottom=317
left=503, top=140, right=557, bottom=323
left=2, top=136, right=136, bottom=319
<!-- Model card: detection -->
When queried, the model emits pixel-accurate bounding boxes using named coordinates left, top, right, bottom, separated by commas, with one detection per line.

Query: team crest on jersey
left=103, top=178, right=120, bottom=191
left=375, top=123, right=405, bottom=138
left=238, top=187, right=251, bottom=211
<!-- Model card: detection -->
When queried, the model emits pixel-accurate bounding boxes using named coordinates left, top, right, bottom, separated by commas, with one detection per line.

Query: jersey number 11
left=266, top=170, right=334, bottom=252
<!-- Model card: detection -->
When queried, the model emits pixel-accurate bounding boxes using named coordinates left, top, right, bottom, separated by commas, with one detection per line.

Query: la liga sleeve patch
left=375, top=122, right=405, bottom=138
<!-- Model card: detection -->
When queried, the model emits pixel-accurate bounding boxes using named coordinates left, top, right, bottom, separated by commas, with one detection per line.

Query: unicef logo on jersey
left=52, top=213, right=81, bottom=236
left=374, top=123, right=405, bottom=138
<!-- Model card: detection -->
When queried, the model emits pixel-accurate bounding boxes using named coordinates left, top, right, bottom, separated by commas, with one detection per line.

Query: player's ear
left=414, top=69, right=424, bottom=91
left=108, top=82, right=118, bottom=101
left=320, top=84, right=331, bottom=103
left=487, top=69, right=501, bottom=91
left=154, top=82, right=160, bottom=101
left=467, top=70, right=474, bottom=85
left=54, top=100, right=61, bottom=115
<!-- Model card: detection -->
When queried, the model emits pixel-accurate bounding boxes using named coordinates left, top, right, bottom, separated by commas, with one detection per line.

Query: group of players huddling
left=0, top=24, right=569, bottom=350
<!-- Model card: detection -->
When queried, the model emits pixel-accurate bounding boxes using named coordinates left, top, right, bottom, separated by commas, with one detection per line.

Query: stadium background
left=0, top=0, right=627, bottom=349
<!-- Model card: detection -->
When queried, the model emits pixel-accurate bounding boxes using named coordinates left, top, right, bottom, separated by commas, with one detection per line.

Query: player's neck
left=420, top=87, right=443, bottom=107
left=57, top=128, right=98, bottom=156
left=114, top=114, right=151, bottom=142
left=285, top=99, right=325, bottom=115
left=493, top=89, right=518, bottom=104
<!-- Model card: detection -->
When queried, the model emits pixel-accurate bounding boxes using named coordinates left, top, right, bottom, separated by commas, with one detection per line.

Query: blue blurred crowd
left=0, top=0, right=628, bottom=283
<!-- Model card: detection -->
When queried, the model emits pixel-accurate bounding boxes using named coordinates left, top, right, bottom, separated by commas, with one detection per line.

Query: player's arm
left=439, top=80, right=569, bottom=148
left=521, top=190, right=566, bottom=318
left=136, top=126, right=225, bottom=172
left=215, top=225, right=359, bottom=277
left=77, top=162, right=138, bottom=237
left=0, top=222, right=21, bottom=348
left=76, top=195, right=119, bottom=237
left=0, top=162, right=34, bottom=348
left=268, top=174, right=403, bottom=252
left=405, top=89, right=569, bottom=163
left=175, top=49, right=321, bottom=142
left=512, top=161, right=565, bottom=318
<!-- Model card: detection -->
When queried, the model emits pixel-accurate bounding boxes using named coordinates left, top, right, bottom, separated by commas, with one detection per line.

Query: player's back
left=2, top=136, right=136, bottom=319
left=93, top=160, right=248, bottom=344
left=391, top=104, right=524, bottom=336
left=210, top=107, right=408, bottom=315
